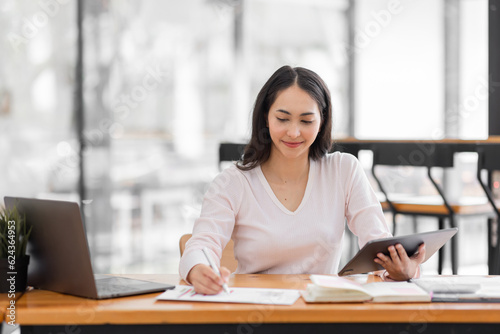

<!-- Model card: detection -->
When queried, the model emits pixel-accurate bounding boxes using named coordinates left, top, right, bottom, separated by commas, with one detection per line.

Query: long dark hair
left=237, top=65, right=332, bottom=171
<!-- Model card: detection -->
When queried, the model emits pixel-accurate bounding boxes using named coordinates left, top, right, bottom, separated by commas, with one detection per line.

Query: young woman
left=179, top=66, right=425, bottom=294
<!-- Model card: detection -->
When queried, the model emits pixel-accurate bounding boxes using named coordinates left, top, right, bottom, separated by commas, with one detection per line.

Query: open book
left=302, top=275, right=431, bottom=303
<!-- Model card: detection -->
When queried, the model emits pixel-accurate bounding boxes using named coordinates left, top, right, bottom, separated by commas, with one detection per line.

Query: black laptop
left=4, top=196, right=174, bottom=299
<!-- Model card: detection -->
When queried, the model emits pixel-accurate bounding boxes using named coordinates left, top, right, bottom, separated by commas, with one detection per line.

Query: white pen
left=202, top=247, right=230, bottom=295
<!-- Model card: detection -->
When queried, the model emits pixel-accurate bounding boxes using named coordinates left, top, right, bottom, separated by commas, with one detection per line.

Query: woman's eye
left=277, top=118, right=288, bottom=122
left=302, top=120, right=313, bottom=124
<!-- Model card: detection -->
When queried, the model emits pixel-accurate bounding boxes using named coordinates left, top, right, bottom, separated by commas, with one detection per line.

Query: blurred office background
left=0, top=0, right=492, bottom=274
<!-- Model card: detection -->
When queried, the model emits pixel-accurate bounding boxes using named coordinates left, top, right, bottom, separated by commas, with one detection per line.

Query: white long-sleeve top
left=179, top=152, right=391, bottom=281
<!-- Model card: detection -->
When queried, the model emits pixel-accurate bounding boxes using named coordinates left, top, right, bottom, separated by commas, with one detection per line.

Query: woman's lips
left=282, top=141, right=303, bottom=148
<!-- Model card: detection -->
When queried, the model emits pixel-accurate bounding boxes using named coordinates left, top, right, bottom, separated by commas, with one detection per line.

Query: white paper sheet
left=156, top=285, right=301, bottom=305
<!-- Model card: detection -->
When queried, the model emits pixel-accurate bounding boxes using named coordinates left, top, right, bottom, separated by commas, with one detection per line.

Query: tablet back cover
left=338, top=228, right=458, bottom=276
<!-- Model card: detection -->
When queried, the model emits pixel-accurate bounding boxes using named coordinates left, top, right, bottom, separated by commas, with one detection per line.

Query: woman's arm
left=342, top=153, right=424, bottom=281
left=342, top=153, right=392, bottom=248
left=179, top=167, right=243, bottom=292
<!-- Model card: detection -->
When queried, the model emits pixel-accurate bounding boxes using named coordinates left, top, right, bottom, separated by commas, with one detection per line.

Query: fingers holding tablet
left=374, top=243, right=426, bottom=281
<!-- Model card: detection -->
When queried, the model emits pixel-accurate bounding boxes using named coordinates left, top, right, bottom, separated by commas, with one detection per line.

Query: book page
left=309, top=275, right=368, bottom=292
left=303, top=275, right=372, bottom=303
left=302, top=287, right=371, bottom=303
left=363, top=282, right=431, bottom=303
left=156, top=285, right=301, bottom=305
left=305, top=276, right=430, bottom=303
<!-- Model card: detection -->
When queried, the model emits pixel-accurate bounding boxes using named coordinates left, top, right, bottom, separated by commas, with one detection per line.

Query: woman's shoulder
left=202, top=164, right=250, bottom=203
left=315, top=152, right=363, bottom=182
left=208, top=163, right=256, bottom=192
left=212, top=163, right=247, bottom=184
left=319, top=151, right=359, bottom=168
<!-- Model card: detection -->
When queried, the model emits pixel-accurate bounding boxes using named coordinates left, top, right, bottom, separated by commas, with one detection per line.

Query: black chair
left=371, top=142, right=493, bottom=274
left=218, top=142, right=246, bottom=171
left=331, top=141, right=361, bottom=157
left=476, top=143, right=500, bottom=274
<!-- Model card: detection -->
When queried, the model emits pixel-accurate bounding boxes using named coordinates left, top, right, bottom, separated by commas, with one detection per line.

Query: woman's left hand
left=374, top=243, right=426, bottom=281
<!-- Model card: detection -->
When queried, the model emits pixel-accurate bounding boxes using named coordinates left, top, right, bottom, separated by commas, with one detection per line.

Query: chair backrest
left=476, top=144, right=500, bottom=219
left=219, top=143, right=246, bottom=170
left=331, top=141, right=361, bottom=157
left=372, top=142, right=454, bottom=168
left=179, top=234, right=238, bottom=272
left=477, top=143, right=500, bottom=170
left=370, top=142, right=456, bottom=220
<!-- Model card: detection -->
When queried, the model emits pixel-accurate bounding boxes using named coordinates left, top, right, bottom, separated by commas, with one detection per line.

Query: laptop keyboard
left=94, top=276, right=173, bottom=298
left=96, top=283, right=141, bottom=295
left=95, top=277, right=151, bottom=296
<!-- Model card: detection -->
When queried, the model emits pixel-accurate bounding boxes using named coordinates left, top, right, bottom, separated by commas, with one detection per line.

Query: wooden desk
left=0, top=296, right=6, bottom=324
left=1, top=291, right=25, bottom=326
left=6, top=274, right=500, bottom=334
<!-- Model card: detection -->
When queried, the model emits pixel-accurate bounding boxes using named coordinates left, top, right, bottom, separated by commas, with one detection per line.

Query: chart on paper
left=156, top=285, right=301, bottom=305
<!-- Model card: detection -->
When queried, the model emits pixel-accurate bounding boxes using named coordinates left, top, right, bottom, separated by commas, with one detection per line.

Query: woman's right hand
left=186, top=264, right=231, bottom=295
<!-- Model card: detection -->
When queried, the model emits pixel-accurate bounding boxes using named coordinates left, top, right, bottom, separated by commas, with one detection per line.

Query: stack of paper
left=413, top=276, right=500, bottom=302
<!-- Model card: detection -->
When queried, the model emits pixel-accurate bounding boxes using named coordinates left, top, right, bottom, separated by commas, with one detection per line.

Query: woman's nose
left=287, top=124, right=300, bottom=138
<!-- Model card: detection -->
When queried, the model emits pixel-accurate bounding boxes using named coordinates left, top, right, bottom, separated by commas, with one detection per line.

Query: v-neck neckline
left=256, top=159, right=315, bottom=215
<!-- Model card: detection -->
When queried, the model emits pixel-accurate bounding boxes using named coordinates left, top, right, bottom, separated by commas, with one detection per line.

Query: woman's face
left=267, top=84, right=322, bottom=161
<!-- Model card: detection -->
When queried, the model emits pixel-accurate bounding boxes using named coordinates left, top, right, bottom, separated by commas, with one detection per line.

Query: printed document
left=156, top=285, right=301, bottom=305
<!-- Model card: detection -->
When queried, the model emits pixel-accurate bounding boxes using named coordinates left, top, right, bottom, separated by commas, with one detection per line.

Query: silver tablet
left=338, top=228, right=458, bottom=276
